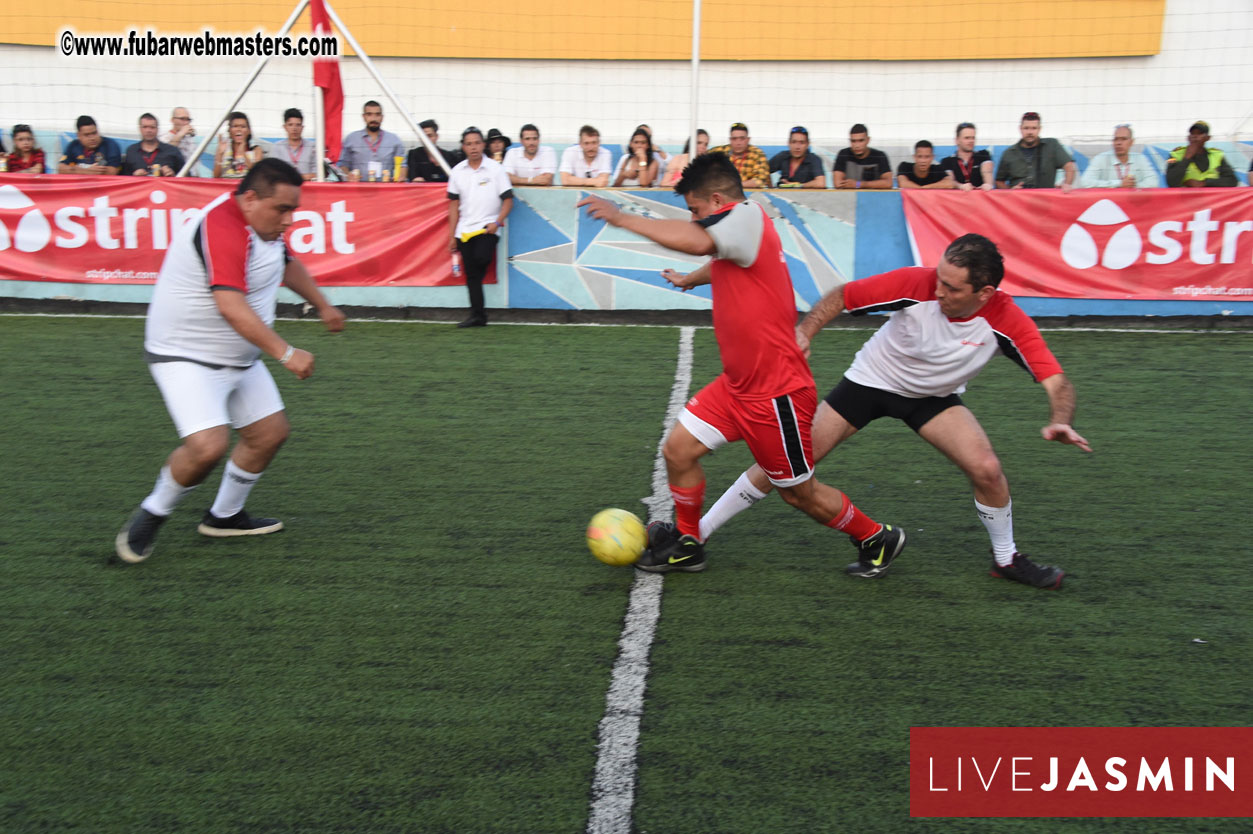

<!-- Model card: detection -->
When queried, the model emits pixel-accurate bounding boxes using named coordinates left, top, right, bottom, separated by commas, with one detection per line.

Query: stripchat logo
left=0, top=186, right=53, bottom=252
left=1060, top=199, right=1140, bottom=270
left=0, top=184, right=355, bottom=255
left=1060, top=198, right=1253, bottom=271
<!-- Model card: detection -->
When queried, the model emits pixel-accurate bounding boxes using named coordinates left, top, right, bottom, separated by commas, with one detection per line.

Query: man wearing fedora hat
left=1166, top=120, right=1238, bottom=187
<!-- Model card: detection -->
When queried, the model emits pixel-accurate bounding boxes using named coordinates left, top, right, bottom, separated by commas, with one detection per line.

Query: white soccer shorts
left=149, top=360, right=285, bottom=438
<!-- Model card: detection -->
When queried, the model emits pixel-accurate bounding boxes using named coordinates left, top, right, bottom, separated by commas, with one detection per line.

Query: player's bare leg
left=637, top=422, right=713, bottom=573
left=701, top=402, right=859, bottom=541
left=777, top=476, right=906, bottom=578
left=919, top=405, right=1063, bottom=589
left=199, top=410, right=290, bottom=538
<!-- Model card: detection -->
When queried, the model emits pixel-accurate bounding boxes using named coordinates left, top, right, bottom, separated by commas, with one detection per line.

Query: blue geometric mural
left=506, top=188, right=862, bottom=311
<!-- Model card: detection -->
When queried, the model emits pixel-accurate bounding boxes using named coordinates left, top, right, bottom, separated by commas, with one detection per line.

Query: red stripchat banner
left=0, top=174, right=490, bottom=287
left=903, top=189, right=1253, bottom=301
left=911, top=727, right=1253, bottom=817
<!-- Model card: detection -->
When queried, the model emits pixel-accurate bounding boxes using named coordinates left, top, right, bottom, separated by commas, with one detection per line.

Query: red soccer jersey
left=700, top=200, right=812, bottom=399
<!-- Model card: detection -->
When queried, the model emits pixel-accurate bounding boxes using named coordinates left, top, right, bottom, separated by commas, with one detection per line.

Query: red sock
left=824, top=492, right=880, bottom=541
left=670, top=481, right=705, bottom=540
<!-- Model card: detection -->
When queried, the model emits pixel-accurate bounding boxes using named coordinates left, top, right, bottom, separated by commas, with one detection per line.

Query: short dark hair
left=674, top=151, right=744, bottom=201
left=579, top=125, right=599, bottom=139
left=519, top=123, right=540, bottom=138
left=914, top=139, right=933, bottom=151
left=363, top=100, right=382, bottom=111
left=461, top=126, right=484, bottom=142
left=419, top=119, right=438, bottom=131
left=284, top=108, right=304, bottom=122
left=943, top=234, right=1004, bottom=291
left=956, top=122, right=976, bottom=135
left=850, top=123, right=868, bottom=136
left=76, top=115, right=96, bottom=130
left=138, top=112, right=158, bottom=125
left=237, top=157, right=303, bottom=197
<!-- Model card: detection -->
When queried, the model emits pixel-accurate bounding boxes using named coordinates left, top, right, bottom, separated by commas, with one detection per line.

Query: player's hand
left=319, top=305, right=346, bottom=333
left=577, top=195, right=621, bottom=225
left=282, top=348, right=315, bottom=379
left=485, top=222, right=499, bottom=235
left=1041, top=423, right=1092, bottom=452
left=661, top=268, right=695, bottom=291
left=795, top=327, right=812, bottom=359
left=449, top=236, right=459, bottom=253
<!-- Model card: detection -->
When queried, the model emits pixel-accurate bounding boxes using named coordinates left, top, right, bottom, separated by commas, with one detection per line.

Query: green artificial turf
left=1, top=317, right=1248, bottom=833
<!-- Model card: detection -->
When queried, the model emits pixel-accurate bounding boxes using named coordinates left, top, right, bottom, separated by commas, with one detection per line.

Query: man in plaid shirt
left=709, top=122, right=770, bottom=188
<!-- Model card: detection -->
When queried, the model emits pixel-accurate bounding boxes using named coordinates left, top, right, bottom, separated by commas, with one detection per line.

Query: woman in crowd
left=661, top=128, right=708, bottom=186
left=485, top=129, right=511, bottom=163
left=612, top=127, right=659, bottom=187
left=4, top=125, right=46, bottom=173
left=213, top=112, right=264, bottom=178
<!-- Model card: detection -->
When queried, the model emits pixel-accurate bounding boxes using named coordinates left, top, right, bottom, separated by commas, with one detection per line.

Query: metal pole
left=322, top=0, right=449, bottom=177
left=313, top=84, right=325, bottom=182
left=688, top=0, right=701, bottom=166
left=175, top=0, right=311, bottom=176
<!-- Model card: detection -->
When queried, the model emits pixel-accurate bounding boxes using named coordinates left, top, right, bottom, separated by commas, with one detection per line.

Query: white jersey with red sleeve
left=144, top=192, right=288, bottom=368
left=841, top=267, right=1062, bottom=398
left=699, top=199, right=813, bottom=400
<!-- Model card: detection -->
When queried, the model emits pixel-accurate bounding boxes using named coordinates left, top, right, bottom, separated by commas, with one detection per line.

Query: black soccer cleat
left=197, top=509, right=284, bottom=538
left=646, top=520, right=679, bottom=550
left=989, top=552, right=1064, bottom=590
left=845, top=523, right=906, bottom=578
left=636, top=533, right=706, bottom=573
left=115, top=507, right=168, bottom=564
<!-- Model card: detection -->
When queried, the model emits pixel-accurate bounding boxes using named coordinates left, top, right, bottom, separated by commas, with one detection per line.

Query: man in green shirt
left=995, top=111, right=1077, bottom=191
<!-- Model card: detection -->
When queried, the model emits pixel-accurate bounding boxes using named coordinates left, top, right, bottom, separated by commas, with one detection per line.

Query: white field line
left=1, top=312, right=1250, bottom=335
left=586, top=325, right=694, bottom=834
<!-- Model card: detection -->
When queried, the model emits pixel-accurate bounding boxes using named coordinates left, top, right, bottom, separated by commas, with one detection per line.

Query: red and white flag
left=310, top=0, right=343, bottom=165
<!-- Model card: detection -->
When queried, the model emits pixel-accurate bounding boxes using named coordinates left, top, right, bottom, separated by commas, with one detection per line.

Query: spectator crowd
left=2, top=105, right=1247, bottom=189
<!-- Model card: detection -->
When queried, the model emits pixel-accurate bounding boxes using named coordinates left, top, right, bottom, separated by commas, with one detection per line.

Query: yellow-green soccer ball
left=586, top=508, right=647, bottom=566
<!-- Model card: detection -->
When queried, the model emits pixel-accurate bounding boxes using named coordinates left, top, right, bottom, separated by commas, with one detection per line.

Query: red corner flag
left=310, top=0, right=343, bottom=164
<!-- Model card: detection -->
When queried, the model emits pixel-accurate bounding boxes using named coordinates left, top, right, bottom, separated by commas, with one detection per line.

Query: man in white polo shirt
left=448, top=127, right=513, bottom=328
left=559, top=125, right=613, bottom=187
left=115, top=158, right=345, bottom=564
left=503, top=123, right=557, bottom=187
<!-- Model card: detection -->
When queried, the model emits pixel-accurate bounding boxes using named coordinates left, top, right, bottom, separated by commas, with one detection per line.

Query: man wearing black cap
left=407, top=119, right=463, bottom=183
left=1166, top=121, right=1237, bottom=188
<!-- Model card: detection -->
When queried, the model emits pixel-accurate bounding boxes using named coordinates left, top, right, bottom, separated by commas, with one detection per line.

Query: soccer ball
left=586, top=508, right=646, bottom=566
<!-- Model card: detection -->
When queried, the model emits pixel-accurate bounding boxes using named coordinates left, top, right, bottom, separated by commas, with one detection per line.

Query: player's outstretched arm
left=577, top=195, right=717, bottom=256
left=796, top=283, right=848, bottom=352
left=213, top=288, right=315, bottom=379
left=1039, top=373, right=1092, bottom=452
left=283, top=259, right=345, bottom=333
left=662, top=262, right=712, bottom=292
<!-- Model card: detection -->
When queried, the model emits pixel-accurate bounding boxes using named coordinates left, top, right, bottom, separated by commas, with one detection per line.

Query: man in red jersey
left=577, top=153, right=905, bottom=574
left=698, top=234, right=1092, bottom=589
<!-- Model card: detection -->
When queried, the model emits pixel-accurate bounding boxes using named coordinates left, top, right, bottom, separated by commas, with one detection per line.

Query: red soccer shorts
left=677, top=374, right=815, bottom=487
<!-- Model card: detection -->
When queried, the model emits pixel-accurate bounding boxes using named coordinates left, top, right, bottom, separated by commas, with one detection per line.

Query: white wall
left=2, top=0, right=1250, bottom=149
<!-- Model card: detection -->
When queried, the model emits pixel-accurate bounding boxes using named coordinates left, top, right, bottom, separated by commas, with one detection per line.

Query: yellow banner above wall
left=17, top=0, right=1164, bottom=60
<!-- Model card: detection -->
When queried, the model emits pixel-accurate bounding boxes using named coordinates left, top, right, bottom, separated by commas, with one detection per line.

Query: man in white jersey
left=115, top=158, right=345, bottom=564
left=698, top=234, right=1091, bottom=589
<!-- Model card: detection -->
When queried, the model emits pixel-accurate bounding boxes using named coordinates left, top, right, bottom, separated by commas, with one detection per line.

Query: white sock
left=699, top=471, right=768, bottom=542
left=210, top=460, right=263, bottom=519
left=976, top=498, right=1016, bottom=566
left=140, top=466, right=197, bottom=517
